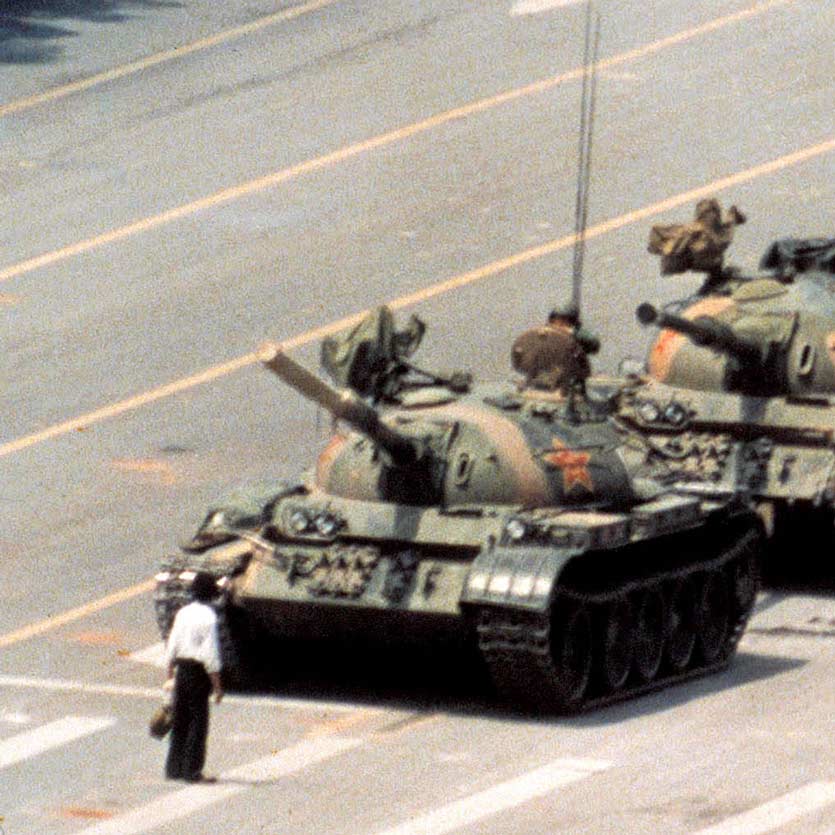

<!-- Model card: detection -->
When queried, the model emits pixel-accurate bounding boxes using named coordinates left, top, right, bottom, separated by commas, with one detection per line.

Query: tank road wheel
left=696, top=570, right=730, bottom=664
left=550, top=601, right=593, bottom=706
left=597, top=599, right=633, bottom=694
left=665, top=578, right=698, bottom=672
left=729, top=543, right=759, bottom=617
left=633, top=587, right=665, bottom=682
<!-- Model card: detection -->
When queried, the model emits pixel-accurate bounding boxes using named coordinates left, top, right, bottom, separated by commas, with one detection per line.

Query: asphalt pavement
left=1, top=0, right=834, bottom=833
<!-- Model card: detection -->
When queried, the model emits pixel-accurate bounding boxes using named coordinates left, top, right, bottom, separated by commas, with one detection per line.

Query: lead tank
left=622, top=202, right=835, bottom=559
left=155, top=308, right=762, bottom=712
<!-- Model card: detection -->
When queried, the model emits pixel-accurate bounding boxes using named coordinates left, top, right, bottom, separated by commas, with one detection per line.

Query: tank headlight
left=314, top=512, right=340, bottom=537
left=288, top=509, right=311, bottom=533
left=663, top=402, right=687, bottom=426
left=505, top=518, right=528, bottom=542
left=637, top=400, right=661, bottom=423
left=547, top=527, right=572, bottom=547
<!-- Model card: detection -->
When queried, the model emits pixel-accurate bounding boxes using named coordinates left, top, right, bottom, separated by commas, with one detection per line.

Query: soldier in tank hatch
left=648, top=198, right=746, bottom=292
left=511, top=302, right=600, bottom=397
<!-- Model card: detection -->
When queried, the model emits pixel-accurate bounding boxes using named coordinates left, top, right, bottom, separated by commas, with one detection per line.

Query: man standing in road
left=164, top=571, right=223, bottom=783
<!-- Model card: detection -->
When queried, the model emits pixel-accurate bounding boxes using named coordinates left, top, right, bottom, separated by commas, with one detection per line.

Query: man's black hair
left=191, top=571, right=218, bottom=602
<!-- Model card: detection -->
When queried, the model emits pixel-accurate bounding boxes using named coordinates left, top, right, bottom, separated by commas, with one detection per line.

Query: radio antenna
left=570, top=3, right=601, bottom=318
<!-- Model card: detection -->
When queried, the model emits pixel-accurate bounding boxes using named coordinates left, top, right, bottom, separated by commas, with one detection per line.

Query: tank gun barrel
left=259, top=342, right=419, bottom=466
left=636, top=303, right=761, bottom=365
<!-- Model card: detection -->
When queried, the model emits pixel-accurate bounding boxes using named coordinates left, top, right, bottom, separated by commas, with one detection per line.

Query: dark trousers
left=165, top=659, right=211, bottom=780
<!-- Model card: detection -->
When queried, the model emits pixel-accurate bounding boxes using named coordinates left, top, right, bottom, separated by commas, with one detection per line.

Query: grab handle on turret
left=636, top=303, right=761, bottom=365
left=259, top=342, right=419, bottom=466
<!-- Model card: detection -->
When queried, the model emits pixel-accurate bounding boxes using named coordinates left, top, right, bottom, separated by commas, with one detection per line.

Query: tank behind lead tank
left=155, top=309, right=763, bottom=712
left=623, top=203, right=835, bottom=560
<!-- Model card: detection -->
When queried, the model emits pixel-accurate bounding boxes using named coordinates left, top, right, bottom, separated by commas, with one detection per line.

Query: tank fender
left=183, top=478, right=306, bottom=552
left=461, top=544, right=581, bottom=613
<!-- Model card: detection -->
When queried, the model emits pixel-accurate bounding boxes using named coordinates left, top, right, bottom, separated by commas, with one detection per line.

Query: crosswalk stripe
left=0, top=716, right=115, bottom=770
left=511, top=0, right=583, bottom=14
left=74, top=735, right=364, bottom=835
left=370, top=758, right=611, bottom=835
left=0, top=673, right=362, bottom=712
left=692, top=782, right=835, bottom=835
left=127, top=642, right=166, bottom=668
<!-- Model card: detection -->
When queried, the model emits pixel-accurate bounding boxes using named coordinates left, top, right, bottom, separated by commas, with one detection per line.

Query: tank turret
left=261, top=340, right=637, bottom=509
left=638, top=280, right=835, bottom=400
left=259, top=342, right=422, bottom=467
left=636, top=303, right=762, bottom=366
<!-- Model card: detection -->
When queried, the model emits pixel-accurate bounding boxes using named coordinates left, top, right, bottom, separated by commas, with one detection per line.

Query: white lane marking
left=0, top=711, right=32, bottom=725
left=511, top=0, right=583, bottom=15
left=0, top=674, right=362, bottom=713
left=0, top=715, right=115, bottom=770
left=128, top=642, right=166, bottom=668
left=692, top=782, right=835, bottom=835
left=74, top=736, right=363, bottom=835
left=370, top=758, right=611, bottom=835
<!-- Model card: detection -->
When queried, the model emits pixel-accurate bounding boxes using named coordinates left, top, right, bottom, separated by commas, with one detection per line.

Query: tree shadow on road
left=0, top=0, right=181, bottom=65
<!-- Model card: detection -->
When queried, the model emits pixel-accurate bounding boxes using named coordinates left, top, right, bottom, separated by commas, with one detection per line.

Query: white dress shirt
left=165, top=601, right=222, bottom=674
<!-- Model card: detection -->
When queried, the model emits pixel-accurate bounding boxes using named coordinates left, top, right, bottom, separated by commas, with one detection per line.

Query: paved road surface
left=1, top=0, right=834, bottom=832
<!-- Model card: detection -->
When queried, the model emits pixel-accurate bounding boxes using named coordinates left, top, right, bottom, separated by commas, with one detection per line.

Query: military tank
left=622, top=200, right=835, bottom=561
left=155, top=307, right=762, bottom=712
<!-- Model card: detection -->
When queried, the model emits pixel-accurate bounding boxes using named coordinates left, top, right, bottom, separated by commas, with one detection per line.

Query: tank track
left=474, top=514, right=762, bottom=713
left=154, top=549, right=257, bottom=686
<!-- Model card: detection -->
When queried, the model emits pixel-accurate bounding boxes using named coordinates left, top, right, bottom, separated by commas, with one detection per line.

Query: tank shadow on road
left=568, top=651, right=805, bottom=728
left=0, top=0, right=180, bottom=65
left=231, top=644, right=804, bottom=727
left=252, top=643, right=502, bottom=716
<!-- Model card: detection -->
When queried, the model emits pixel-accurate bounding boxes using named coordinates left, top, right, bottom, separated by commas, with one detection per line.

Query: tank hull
left=156, top=494, right=762, bottom=712
left=618, top=376, right=835, bottom=557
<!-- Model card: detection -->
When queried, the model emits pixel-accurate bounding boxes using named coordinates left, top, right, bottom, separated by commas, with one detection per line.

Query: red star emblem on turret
left=542, top=439, right=594, bottom=493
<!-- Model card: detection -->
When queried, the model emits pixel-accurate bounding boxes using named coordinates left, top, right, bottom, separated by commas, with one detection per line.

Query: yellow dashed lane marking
left=0, top=0, right=340, bottom=119
left=1, top=135, right=833, bottom=463
left=111, top=457, right=179, bottom=484
left=305, top=709, right=381, bottom=738
left=0, top=0, right=794, bottom=284
left=0, top=580, right=155, bottom=649
left=63, top=630, right=126, bottom=646
left=58, top=807, right=115, bottom=821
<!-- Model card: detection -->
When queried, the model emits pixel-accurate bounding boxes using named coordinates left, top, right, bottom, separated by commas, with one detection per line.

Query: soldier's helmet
left=547, top=302, right=580, bottom=327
